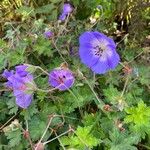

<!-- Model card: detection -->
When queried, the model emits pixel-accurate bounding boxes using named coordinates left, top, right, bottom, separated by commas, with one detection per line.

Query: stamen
left=94, top=46, right=104, bottom=57
left=58, top=77, right=64, bottom=84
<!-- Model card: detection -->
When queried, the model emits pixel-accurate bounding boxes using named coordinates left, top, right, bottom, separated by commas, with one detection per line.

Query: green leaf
left=57, top=85, right=94, bottom=114
left=0, top=53, right=6, bottom=70
left=33, top=37, right=53, bottom=56
left=50, top=0, right=62, bottom=3
left=5, top=128, right=22, bottom=147
left=61, top=126, right=100, bottom=149
left=35, top=4, right=55, bottom=14
left=0, top=100, right=9, bottom=121
left=16, top=6, right=34, bottom=20
left=7, top=50, right=25, bottom=67
left=6, top=97, right=18, bottom=115
left=124, top=101, right=150, bottom=138
left=106, top=128, right=140, bottom=150
left=29, top=115, right=47, bottom=141
left=138, top=66, right=150, bottom=86
left=103, top=85, right=122, bottom=104
left=20, top=101, right=38, bottom=120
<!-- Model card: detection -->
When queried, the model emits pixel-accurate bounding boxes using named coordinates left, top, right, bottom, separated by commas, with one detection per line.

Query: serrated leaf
left=35, top=4, right=55, bottom=14
left=57, top=85, right=94, bottom=114
left=29, top=116, right=47, bottom=141
left=103, top=85, right=121, bottom=104
left=16, top=6, right=34, bottom=20
left=5, top=128, right=22, bottom=147
left=20, top=101, right=38, bottom=120
left=61, top=126, right=99, bottom=149
left=124, top=101, right=150, bottom=138
left=33, top=37, right=53, bottom=56
left=138, top=66, right=150, bottom=86
left=106, top=128, right=140, bottom=150
left=6, top=97, right=18, bottom=115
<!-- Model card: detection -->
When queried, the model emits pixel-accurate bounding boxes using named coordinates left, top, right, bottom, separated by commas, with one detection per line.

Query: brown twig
left=0, top=113, right=18, bottom=131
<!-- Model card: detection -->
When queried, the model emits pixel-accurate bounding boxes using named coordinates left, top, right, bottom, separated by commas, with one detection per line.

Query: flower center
left=19, top=84, right=27, bottom=91
left=58, top=75, right=66, bottom=84
left=94, top=45, right=105, bottom=57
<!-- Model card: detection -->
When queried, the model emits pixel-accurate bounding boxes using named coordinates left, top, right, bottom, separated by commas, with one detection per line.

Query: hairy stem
left=43, top=129, right=71, bottom=145
left=35, top=116, right=53, bottom=150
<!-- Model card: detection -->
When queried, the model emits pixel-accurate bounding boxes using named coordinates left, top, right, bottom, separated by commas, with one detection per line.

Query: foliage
left=0, top=0, right=150, bottom=149
left=61, top=126, right=100, bottom=149
left=105, top=128, right=140, bottom=150
left=124, top=101, right=150, bottom=138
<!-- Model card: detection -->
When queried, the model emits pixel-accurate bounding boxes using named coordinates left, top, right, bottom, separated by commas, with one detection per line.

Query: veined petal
left=63, top=3, right=73, bottom=14
left=79, top=31, right=100, bottom=47
left=16, top=93, right=32, bottom=109
left=57, top=78, right=74, bottom=91
left=62, top=77, right=74, bottom=90
left=8, top=74, right=24, bottom=89
left=91, top=47, right=120, bottom=74
left=2, top=70, right=14, bottom=78
left=107, top=37, right=116, bottom=48
left=91, top=59, right=109, bottom=74
left=14, top=89, right=24, bottom=97
left=15, top=65, right=28, bottom=77
left=104, top=46, right=120, bottom=69
left=49, top=73, right=60, bottom=88
left=79, top=45, right=99, bottom=67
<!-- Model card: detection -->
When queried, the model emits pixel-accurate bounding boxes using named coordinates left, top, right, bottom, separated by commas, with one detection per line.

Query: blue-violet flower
left=49, top=68, right=74, bottom=91
left=59, top=3, right=73, bottom=21
left=44, top=31, right=53, bottom=39
left=79, top=31, right=120, bottom=74
left=2, top=65, right=34, bottom=109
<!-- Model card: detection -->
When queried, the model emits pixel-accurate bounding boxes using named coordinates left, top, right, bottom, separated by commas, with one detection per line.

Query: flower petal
left=16, top=93, right=32, bottom=109
left=63, top=3, right=73, bottom=14
left=91, top=46, right=120, bottom=74
left=2, top=70, right=14, bottom=78
left=91, top=59, right=109, bottom=74
left=79, top=31, right=100, bottom=47
left=15, top=65, right=28, bottom=77
left=79, top=45, right=99, bottom=68
left=59, top=13, right=67, bottom=21
left=105, top=47, right=120, bottom=69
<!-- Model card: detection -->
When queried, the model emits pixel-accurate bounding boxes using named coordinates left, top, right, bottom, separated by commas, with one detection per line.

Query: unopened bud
left=34, top=142, right=44, bottom=150
left=23, top=130, right=29, bottom=139
left=103, top=104, right=112, bottom=112
left=122, top=66, right=132, bottom=75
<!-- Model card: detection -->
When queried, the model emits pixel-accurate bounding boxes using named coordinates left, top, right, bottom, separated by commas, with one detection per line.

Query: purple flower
left=79, top=31, right=120, bottom=74
left=59, top=3, right=73, bottom=21
left=2, top=70, right=14, bottom=88
left=44, top=31, right=53, bottom=39
left=2, top=65, right=34, bottom=109
left=59, top=13, right=67, bottom=21
left=15, top=65, right=28, bottom=77
left=2, top=70, right=14, bottom=78
left=63, top=3, right=73, bottom=14
left=49, top=68, right=74, bottom=91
